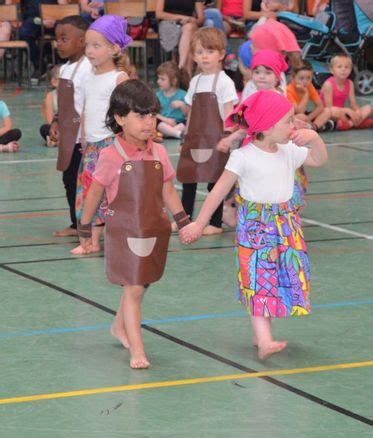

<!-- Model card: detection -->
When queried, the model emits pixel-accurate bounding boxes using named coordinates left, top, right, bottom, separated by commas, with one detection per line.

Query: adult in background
left=19, top=0, right=67, bottom=80
left=156, top=0, right=204, bottom=77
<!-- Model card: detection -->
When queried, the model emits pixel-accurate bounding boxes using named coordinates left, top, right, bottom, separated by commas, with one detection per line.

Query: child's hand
left=290, top=128, right=319, bottom=146
left=165, top=117, right=177, bottom=127
left=216, top=136, right=231, bottom=153
left=295, top=82, right=308, bottom=94
left=49, top=121, right=59, bottom=142
left=180, top=222, right=203, bottom=244
left=171, top=100, right=184, bottom=109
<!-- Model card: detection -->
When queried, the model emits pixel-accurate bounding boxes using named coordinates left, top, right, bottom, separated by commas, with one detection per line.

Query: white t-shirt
left=225, top=141, right=308, bottom=203
left=84, top=69, right=123, bottom=143
left=59, top=56, right=92, bottom=143
left=241, top=72, right=287, bottom=102
left=185, top=71, right=238, bottom=120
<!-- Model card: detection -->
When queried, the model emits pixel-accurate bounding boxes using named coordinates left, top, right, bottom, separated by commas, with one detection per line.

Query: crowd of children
left=2, top=11, right=372, bottom=370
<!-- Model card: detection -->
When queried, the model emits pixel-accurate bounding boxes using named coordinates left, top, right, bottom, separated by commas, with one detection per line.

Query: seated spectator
left=19, top=0, right=65, bottom=81
left=0, top=99, right=21, bottom=152
left=203, top=1, right=225, bottom=32
left=40, top=65, right=59, bottom=146
left=79, top=0, right=103, bottom=23
left=156, top=0, right=204, bottom=77
left=0, top=0, right=12, bottom=61
left=261, top=0, right=299, bottom=13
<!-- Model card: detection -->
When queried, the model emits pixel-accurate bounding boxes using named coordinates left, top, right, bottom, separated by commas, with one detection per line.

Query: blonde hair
left=114, top=52, right=131, bottom=74
left=47, top=64, right=60, bottom=86
left=190, top=27, right=226, bottom=54
left=330, top=53, right=353, bottom=68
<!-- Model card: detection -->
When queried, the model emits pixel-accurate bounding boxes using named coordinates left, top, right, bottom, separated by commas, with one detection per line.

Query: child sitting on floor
left=0, top=99, right=21, bottom=152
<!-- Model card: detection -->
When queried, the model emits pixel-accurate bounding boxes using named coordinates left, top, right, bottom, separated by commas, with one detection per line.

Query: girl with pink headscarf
left=181, top=90, right=327, bottom=360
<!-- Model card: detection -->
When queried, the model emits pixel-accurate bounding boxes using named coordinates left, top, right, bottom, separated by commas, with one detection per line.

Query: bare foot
left=202, top=225, right=223, bottom=235
left=258, top=341, right=288, bottom=360
left=130, top=351, right=150, bottom=369
left=70, top=244, right=101, bottom=255
left=0, top=141, right=19, bottom=152
left=53, top=227, right=78, bottom=237
left=222, top=205, right=237, bottom=228
left=171, top=221, right=178, bottom=232
left=110, top=325, right=129, bottom=349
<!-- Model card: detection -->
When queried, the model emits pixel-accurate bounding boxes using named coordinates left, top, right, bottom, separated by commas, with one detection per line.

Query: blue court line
left=1, top=299, right=373, bottom=340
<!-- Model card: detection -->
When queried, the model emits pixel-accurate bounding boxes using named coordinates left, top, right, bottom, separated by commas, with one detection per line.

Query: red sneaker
left=356, top=119, right=373, bottom=129
left=336, top=120, right=352, bottom=131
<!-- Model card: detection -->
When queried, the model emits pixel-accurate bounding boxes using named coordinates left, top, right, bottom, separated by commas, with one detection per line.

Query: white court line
left=0, top=158, right=56, bottom=165
left=326, top=141, right=373, bottom=147
left=176, top=185, right=373, bottom=241
left=302, top=218, right=373, bottom=241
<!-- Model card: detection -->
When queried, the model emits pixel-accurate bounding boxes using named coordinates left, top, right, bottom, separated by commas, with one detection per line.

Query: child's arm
left=157, top=114, right=177, bottom=126
left=43, top=91, right=55, bottom=124
left=180, top=170, right=238, bottom=243
left=291, top=129, right=328, bottom=168
left=216, top=128, right=246, bottom=152
left=0, top=116, right=12, bottom=136
left=347, top=80, right=359, bottom=112
left=170, top=100, right=189, bottom=116
left=78, top=181, right=105, bottom=251
left=162, top=180, right=184, bottom=215
left=320, top=81, right=333, bottom=108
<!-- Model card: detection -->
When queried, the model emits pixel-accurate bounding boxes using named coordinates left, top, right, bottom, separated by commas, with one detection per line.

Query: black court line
left=307, top=188, right=373, bottom=196
left=311, top=176, right=373, bottom=184
left=0, top=208, right=68, bottom=215
left=0, top=195, right=64, bottom=202
left=335, top=145, right=373, bottom=154
left=1, top=236, right=367, bottom=266
left=1, top=263, right=372, bottom=427
left=2, top=220, right=373, bottom=250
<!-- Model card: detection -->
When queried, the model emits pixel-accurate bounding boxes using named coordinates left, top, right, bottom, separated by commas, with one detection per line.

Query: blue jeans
left=204, top=8, right=225, bottom=32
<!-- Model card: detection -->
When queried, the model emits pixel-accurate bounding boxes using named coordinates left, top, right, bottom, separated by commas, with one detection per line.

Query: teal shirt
left=0, top=101, right=10, bottom=120
left=156, top=88, right=186, bottom=124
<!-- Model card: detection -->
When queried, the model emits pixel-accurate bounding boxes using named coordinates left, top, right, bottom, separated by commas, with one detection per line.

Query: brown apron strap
left=212, top=71, right=220, bottom=93
left=194, top=72, right=220, bottom=94
left=114, top=137, right=130, bottom=161
left=70, top=56, right=84, bottom=81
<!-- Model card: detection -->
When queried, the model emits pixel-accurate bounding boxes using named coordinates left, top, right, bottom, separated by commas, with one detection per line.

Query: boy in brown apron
left=176, top=28, right=238, bottom=235
left=78, top=80, right=189, bottom=369
left=49, top=16, right=91, bottom=237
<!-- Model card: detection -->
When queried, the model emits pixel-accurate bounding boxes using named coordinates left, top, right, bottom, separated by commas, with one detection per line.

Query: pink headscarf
left=250, top=19, right=300, bottom=53
left=225, top=90, right=293, bottom=145
left=251, top=49, right=288, bottom=80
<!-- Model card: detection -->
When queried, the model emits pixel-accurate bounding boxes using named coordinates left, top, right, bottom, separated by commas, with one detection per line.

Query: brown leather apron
left=56, top=58, right=84, bottom=172
left=105, top=138, right=171, bottom=286
left=177, top=72, right=229, bottom=183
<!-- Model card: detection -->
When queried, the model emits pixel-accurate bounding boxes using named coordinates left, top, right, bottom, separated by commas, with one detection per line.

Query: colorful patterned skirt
left=76, top=136, right=114, bottom=225
left=235, top=194, right=311, bottom=318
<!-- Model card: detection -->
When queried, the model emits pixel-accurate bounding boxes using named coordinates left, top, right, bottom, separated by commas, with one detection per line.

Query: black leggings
left=181, top=182, right=223, bottom=228
left=0, top=129, right=22, bottom=144
left=62, top=143, right=82, bottom=229
left=40, top=124, right=50, bottom=141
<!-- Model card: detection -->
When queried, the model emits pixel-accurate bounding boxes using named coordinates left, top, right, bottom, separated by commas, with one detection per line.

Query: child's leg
left=157, top=121, right=184, bottom=139
left=312, top=108, right=332, bottom=129
left=203, top=183, right=223, bottom=235
left=122, top=285, right=149, bottom=369
left=250, top=316, right=287, bottom=360
left=111, top=292, right=129, bottom=349
left=181, top=183, right=197, bottom=219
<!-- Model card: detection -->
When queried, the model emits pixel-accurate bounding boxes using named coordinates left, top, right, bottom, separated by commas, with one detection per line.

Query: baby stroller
left=276, top=0, right=373, bottom=94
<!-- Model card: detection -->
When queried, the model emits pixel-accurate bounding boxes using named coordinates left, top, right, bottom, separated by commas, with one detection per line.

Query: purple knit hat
left=89, top=15, right=132, bottom=51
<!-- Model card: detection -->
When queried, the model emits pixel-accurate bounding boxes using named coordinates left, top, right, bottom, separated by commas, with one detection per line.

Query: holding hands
left=179, top=222, right=203, bottom=245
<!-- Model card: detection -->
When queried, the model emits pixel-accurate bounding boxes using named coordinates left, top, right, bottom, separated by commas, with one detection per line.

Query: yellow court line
left=1, top=360, right=373, bottom=405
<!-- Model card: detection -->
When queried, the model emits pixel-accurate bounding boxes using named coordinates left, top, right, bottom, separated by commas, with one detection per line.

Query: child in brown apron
left=78, top=80, right=189, bottom=369
left=176, top=28, right=238, bottom=235
left=49, top=16, right=90, bottom=237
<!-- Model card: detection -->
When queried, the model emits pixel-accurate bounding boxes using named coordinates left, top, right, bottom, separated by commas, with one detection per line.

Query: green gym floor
left=0, top=82, right=372, bottom=438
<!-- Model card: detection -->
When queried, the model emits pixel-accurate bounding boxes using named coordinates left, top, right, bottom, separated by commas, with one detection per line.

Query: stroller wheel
left=354, top=70, right=373, bottom=96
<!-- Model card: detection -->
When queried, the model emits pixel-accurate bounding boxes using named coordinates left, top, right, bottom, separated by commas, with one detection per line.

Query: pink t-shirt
left=222, top=0, right=243, bottom=17
left=93, top=135, right=175, bottom=204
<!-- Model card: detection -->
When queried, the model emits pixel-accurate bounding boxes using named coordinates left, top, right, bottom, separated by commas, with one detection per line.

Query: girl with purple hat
left=72, top=15, right=132, bottom=255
